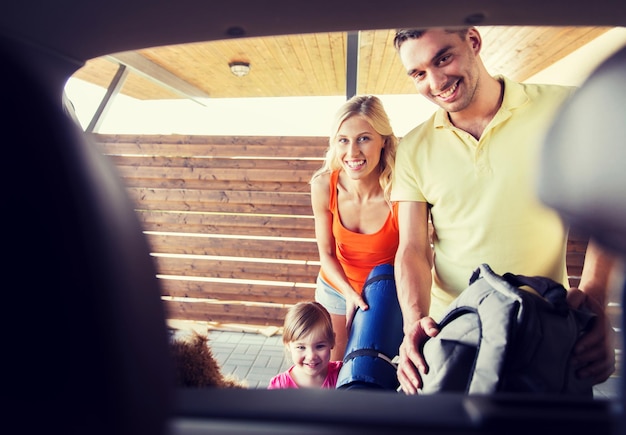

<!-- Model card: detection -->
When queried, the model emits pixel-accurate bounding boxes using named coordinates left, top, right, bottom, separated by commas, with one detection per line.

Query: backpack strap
left=501, top=271, right=569, bottom=315
left=463, top=264, right=523, bottom=393
left=499, top=267, right=595, bottom=330
left=342, top=348, right=397, bottom=367
left=362, top=272, right=395, bottom=289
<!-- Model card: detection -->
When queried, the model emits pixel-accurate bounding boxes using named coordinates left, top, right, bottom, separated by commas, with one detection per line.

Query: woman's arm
left=311, top=174, right=368, bottom=312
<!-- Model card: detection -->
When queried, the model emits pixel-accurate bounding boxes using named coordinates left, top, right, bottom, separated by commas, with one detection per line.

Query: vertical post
left=346, top=31, right=359, bottom=100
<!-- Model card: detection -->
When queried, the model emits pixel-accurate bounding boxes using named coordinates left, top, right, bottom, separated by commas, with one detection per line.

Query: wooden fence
left=93, top=134, right=326, bottom=332
left=92, top=133, right=621, bottom=348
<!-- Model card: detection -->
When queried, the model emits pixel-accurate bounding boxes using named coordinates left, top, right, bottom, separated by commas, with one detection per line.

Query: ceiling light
left=229, top=61, right=250, bottom=77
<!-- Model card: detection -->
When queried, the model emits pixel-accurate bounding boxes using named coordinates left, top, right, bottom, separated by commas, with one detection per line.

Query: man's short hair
left=393, top=27, right=469, bottom=51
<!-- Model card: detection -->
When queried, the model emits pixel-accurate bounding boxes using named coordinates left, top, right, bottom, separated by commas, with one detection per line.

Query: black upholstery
left=537, top=44, right=626, bottom=434
left=538, top=45, right=626, bottom=256
left=2, top=41, right=173, bottom=434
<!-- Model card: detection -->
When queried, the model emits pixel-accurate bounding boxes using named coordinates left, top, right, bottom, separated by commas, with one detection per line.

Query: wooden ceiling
left=71, top=26, right=611, bottom=101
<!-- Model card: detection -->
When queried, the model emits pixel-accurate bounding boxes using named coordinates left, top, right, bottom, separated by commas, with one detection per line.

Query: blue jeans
left=314, top=275, right=346, bottom=315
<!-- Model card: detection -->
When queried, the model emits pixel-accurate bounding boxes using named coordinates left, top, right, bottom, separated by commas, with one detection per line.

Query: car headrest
left=537, top=43, right=626, bottom=433
left=2, top=40, right=173, bottom=434
left=537, top=44, right=626, bottom=256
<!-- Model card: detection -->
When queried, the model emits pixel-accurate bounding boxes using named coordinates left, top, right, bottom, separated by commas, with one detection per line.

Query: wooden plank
left=159, top=278, right=315, bottom=304
left=107, top=52, right=210, bottom=101
left=97, top=142, right=325, bottom=158
left=567, top=240, right=589, bottom=254
left=566, top=229, right=589, bottom=288
left=480, top=26, right=610, bottom=82
left=311, top=32, right=342, bottom=95
left=145, top=233, right=319, bottom=260
left=167, top=319, right=282, bottom=337
left=514, top=27, right=610, bottom=81
left=607, top=304, right=623, bottom=337
left=126, top=187, right=312, bottom=207
left=256, top=35, right=305, bottom=96
left=113, top=163, right=314, bottom=192
left=154, top=256, right=319, bottom=283
left=614, top=330, right=623, bottom=351
left=126, top=187, right=313, bottom=216
left=114, top=165, right=315, bottom=184
left=162, top=299, right=288, bottom=327
left=121, top=177, right=309, bottom=193
left=92, top=134, right=329, bottom=158
left=567, top=229, right=590, bottom=253
left=567, top=252, right=585, bottom=271
left=106, top=155, right=322, bottom=171
left=568, top=277, right=581, bottom=289
left=135, top=210, right=316, bottom=238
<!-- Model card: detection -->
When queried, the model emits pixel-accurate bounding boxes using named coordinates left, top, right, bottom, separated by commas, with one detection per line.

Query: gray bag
left=420, top=263, right=596, bottom=396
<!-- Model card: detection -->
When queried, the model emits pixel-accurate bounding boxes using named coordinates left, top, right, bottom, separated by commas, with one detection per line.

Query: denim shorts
left=314, top=275, right=346, bottom=315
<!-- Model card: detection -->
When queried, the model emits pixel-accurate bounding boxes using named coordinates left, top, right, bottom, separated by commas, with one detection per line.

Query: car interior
left=1, top=1, right=625, bottom=434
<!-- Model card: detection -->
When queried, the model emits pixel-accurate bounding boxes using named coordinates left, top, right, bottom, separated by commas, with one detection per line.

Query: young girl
left=268, top=301, right=342, bottom=389
left=310, top=95, right=399, bottom=361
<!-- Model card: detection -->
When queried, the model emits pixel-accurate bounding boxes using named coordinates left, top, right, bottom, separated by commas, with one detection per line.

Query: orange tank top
left=320, top=170, right=399, bottom=294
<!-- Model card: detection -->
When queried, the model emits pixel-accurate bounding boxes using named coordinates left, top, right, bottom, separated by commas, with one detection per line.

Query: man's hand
left=567, top=288, right=616, bottom=384
left=396, top=316, right=439, bottom=394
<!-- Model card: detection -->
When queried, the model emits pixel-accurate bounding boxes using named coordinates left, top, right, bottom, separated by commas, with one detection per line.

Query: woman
left=310, top=95, right=399, bottom=361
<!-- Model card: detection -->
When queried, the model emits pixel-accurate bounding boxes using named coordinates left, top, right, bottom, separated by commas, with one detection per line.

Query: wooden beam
left=346, top=31, right=359, bottom=99
left=125, top=187, right=313, bottom=216
left=86, top=63, right=128, bottom=133
left=107, top=52, right=210, bottom=104
left=145, top=233, right=318, bottom=260
left=92, top=133, right=329, bottom=154
left=162, top=299, right=288, bottom=327
left=134, top=210, right=316, bottom=238
left=160, top=279, right=315, bottom=304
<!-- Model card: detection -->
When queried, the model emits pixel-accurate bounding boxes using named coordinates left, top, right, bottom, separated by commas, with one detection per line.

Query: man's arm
left=394, top=201, right=438, bottom=394
left=568, top=238, right=618, bottom=384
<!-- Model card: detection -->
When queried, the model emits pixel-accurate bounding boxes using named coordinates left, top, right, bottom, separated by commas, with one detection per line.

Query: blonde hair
left=310, top=95, right=398, bottom=204
left=282, top=301, right=335, bottom=347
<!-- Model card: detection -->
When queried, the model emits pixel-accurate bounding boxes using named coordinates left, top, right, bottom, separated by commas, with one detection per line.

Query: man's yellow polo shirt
left=391, top=76, right=575, bottom=321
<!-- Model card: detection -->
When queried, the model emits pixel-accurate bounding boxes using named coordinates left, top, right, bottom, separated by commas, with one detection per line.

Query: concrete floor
left=208, top=329, right=622, bottom=397
left=208, top=329, right=291, bottom=389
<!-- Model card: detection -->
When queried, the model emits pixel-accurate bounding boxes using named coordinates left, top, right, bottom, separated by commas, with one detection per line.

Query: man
left=390, top=27, right=616, bottom=395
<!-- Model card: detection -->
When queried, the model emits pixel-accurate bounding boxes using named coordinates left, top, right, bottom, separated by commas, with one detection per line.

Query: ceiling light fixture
left=229, top=61, right=250, bottom=77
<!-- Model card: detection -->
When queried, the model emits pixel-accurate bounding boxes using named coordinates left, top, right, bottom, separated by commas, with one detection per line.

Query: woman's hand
left=345, top=291, right=369, bottom=334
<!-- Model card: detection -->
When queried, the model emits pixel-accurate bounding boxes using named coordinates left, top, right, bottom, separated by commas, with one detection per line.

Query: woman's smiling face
left=335, top=115, right=385, bottom=180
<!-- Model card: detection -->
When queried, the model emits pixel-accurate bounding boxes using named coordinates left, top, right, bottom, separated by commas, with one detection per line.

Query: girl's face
left=287, top=328, right=333, bottom=379
left=335, top=115, right=385, bottom=181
